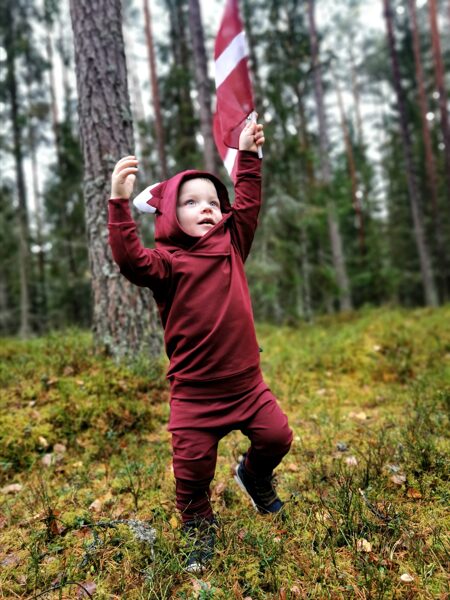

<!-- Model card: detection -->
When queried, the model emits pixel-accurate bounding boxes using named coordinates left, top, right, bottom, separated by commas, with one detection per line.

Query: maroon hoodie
left=108, top=151, right=262, bottom=393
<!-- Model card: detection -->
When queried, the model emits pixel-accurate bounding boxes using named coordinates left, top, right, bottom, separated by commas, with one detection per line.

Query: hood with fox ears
left=133, top=170, right=232, bottom=251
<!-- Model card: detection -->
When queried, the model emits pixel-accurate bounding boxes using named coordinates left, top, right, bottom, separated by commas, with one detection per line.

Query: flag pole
left=249, top=111, right=263, bottom=159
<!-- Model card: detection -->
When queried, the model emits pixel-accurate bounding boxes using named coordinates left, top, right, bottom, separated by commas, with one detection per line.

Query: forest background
left=1, top=1, right=450, bottom=598
left=2, top=0, right=450, bottom=346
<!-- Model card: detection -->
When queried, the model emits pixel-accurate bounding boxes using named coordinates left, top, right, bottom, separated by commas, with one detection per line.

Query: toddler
left=108, top=120, right=293, bottom=571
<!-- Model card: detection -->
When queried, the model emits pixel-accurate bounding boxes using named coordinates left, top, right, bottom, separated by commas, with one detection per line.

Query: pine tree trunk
left=143, top=0, right=168, bottom=180
left=123, top=19, right=153, bottom=183
left=334, top=73, right=365, bottom=253
left=383, top=0, right=438, bottom=307
left=348, top=45, right=364, bottom=147
left=408, top=0, right=447, bottom=299
left=69, top=0, right=162, bottom=359
left=27, top=100, right=47, bottom=330
left=428, top=0, right=450, bottom=203
left=307, top=0, right=353, bottom=311
left=166, top=0, right=198, bottom=166
left=187, top=0, right=219, bottom=174
left=5, top=0, right=31, bottom=337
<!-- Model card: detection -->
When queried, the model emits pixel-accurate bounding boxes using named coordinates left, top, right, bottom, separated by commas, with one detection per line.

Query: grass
left=0, top=307, right=449, bottom=599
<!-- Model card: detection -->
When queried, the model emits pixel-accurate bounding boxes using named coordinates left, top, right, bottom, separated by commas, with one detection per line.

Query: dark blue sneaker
left=234, top=456, right=283, bottom=514
left=181, top=517, right=217, bottom=573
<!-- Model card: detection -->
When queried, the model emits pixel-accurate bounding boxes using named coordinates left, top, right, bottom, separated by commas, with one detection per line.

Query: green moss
left=0, top=308, right=449, bottom=598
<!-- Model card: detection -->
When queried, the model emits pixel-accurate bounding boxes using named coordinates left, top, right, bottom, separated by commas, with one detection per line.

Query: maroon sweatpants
left=168, top=371, right=293, bottom=523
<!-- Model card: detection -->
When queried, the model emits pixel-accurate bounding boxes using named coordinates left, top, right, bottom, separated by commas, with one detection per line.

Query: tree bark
left=307, top=0, right=353, bottom=311
left=408, top=0, right=447, bottom=299
left=334, top=72, right=365, bottom=253
left=383, top=0, right=438, bottom=306
left=143, top=0, right=169, bottom=180
left=348, top=45, right=364, bottom=148
left=187, top=0, right=219, bottom=174
left=5, top=0, right=31, bottom=337
left=69, top=0, right=162, bottom=358
left=428, top=0, right=450, bottom=204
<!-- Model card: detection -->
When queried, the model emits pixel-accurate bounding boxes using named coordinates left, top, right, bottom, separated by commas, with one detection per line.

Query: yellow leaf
left=169, top=515, right=179, bottom=529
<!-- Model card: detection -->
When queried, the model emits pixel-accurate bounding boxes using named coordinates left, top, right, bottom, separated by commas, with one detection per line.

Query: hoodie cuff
left=237, top=150, right=261, bottom=177
left=108, top=197, right=133, bottom=224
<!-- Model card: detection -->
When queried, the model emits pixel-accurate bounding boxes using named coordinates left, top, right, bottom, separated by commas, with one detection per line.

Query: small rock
left=336, top=442, right=348, bottom=452
left=400, top=573, right=414, bottom=583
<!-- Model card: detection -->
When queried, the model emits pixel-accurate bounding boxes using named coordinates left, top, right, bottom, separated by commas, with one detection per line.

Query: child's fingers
left=113, top=159, right=138, bottom=176
left=114, top=167, right=138, bottom=182
left=116, top=155, right=136, bottom=165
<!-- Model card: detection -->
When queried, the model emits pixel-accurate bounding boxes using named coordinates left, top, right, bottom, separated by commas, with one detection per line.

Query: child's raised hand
left=239, top=119, right=265, bottom=153
left=111, top=155, right=139, bottom=199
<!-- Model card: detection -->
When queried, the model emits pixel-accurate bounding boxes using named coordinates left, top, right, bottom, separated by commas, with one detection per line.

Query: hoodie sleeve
left=230, top=151, right=262, bottom=262
left=108, top=198, right=171, bottom=295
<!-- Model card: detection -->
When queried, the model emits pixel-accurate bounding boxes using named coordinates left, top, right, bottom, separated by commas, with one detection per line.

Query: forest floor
left=0, top=307, right=449, bottom=599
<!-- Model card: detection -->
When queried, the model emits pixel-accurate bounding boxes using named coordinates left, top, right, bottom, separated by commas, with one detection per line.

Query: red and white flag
left=213, top=0, right=255, bottom=181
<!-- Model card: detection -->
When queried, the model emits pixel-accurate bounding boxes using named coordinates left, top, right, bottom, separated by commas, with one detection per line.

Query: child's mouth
left=198, top=219, right=215, bottom=225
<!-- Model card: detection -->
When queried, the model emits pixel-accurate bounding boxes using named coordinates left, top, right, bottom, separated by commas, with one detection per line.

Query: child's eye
left=186, top=199, right=196, bottom=205
left=210, top=201, right=219, bottom=207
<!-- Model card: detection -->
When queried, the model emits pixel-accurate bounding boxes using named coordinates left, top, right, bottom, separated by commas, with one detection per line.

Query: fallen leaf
left=406, top=488, right=422, bottom=499
left=345, top=455, right=358, bottom=467
left=169, top=515, right=179, bottom=529
left=89, top=499, right=102, bottom=512
left=38, top=436, right=49, bottom=449
left=48, top=511, right=64, bottom=537
left=390, top=474, right=406, bottom=485
left=400, top=573, right=414, bottom=583
left=1, top=553, right=21, bottom=567
left=348, top=411, right=368, bottom=421
left=356, top=538, right=372, bottom=553
left=1, top=483, right=23, bottom=494
left=191, top=579, right=211, bottom=594
left=41, top=453, right=55, bottom=467
left=287, top=462, right=299, bottom=472
left=89, top=492, right=113, bottom=512
left=77, top=581, right=97, bottom=598
left=212, top=481, right=226, bottom=498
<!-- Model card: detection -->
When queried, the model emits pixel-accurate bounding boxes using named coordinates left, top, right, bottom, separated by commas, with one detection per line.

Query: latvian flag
left=213, top=0, right=255, bottom=181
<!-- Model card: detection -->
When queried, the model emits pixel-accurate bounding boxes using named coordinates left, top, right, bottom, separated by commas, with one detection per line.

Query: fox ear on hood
left=133, top=181, right=166, bottom=214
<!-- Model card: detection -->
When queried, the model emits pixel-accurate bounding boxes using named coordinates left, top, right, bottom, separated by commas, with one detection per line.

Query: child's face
left=176, top=178, right=223, bottom=237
